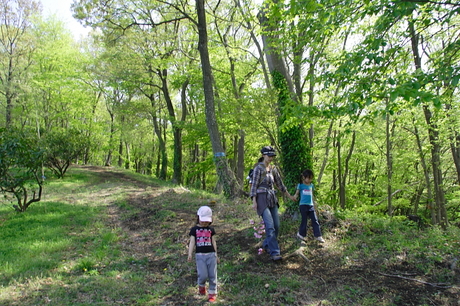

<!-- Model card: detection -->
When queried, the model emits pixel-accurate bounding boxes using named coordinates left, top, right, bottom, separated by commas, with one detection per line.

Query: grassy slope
left=0, top=166, right=459, bottom=306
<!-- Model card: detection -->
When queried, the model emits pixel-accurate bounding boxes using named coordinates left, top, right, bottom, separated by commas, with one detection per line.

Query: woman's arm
left=292, top=189, right=299, bottom=201
left=273, top=166, right=287, bottom=193
left=250, top=165, right=263, bottom=212
left=249, top=165, right=262, bottom=199
left=273, top=167, right=295, bottom=200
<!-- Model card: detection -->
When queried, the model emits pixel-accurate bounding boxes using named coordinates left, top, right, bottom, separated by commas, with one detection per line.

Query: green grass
left=338, top=211, right=460, bottom=282
left=0, top=168, right=148, bottom=305
left=1, top=166, right=459, bottom=305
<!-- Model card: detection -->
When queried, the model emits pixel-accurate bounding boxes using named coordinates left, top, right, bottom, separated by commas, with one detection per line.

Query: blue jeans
left=262, top=206, right=280, bottom=256
left=298, top=205, right=322, bottom=238
left=196, top=252, right=217, bottom=294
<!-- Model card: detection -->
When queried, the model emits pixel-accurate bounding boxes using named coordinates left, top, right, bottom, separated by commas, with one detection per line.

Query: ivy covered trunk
left=260, top=2, right=312, bottom=213
left=272, top=71, right=312, bottom=212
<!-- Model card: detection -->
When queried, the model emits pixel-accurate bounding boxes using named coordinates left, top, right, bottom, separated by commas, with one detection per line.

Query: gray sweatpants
left=195, top=252, right=217, bottom=294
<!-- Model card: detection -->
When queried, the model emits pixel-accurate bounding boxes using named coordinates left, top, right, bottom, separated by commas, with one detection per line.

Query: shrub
left=0, top=129, right=45, bottom=212
left=42, top=128, right=91, bottom=179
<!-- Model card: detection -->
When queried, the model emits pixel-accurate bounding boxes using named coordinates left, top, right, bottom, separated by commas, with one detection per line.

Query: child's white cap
left=197, top=206, right=212, bottom=222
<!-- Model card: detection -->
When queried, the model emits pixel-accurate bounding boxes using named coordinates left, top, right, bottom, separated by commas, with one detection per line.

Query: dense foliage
left=42, top=129, right=92, bottom=179
left=0, top=0, right=459, bottom=225
left=0, top=129, right=45, bottom=212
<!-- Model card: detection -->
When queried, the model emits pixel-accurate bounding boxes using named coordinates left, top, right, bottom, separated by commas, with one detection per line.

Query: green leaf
left=390, top=91, right=399, bottom=101
left=433, top=97, right=442, bottom=108
left=452, top=75, right=460, bottom=87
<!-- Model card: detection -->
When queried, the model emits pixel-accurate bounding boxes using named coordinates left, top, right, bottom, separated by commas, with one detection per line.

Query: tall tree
left=29, top=16, right=87, bottom=134
left=0, top=0, right=39, bottom=127
left=195, top=0, right=239, bottom=198
left=259, top=0, right=312, bottom=211
left=409, top=20, right=448, bottom=228
left=73, top=0, right=241, bottom=196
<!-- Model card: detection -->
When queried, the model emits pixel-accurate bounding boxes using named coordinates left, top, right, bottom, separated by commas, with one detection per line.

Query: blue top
left=297, top=183, right=314, bottom=206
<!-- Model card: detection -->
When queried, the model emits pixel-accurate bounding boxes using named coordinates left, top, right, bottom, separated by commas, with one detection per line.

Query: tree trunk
left=258, top=2, right=312, bottom=213
left=317, top=120, right=333, bottom=185
left=124, top=142, right=130, bottom=169
left=445, top=103, right=460, bottom=184
left=337, top=132, right=345, bottom=209
left=409, top=21, right=448, bottom=228
left=450, top=134, right=460, bottom=184
left=215, top=15, right=246, bottom=185
left=105, top=111, right=114, bottom=166
left=118, top=139, right=123, bottom=167
left=317, top=83, right=342, bottom=185
left=0, top=0, right=38, bottom=127
left=158, top=69, right=184, bottom=184
left=337, top=121, right=356, bottom=210
left=410, top=115, right=434, bottom=221
left=152, top=114, right=167, bottom=180
left=386, top=106, right=393, bottom=216
left=237, top=131, right=245, bottom=184
left=196, top=0, right=239, bottom=198
left=118, top=115, right=125, bottom=168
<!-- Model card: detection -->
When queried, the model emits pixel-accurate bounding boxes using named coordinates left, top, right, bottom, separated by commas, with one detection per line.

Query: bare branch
left=378, top=272, right=459, bottom=289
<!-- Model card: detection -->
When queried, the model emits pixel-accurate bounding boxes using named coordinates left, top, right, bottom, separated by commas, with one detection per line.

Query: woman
left=249, top=146, right=294, bottom=261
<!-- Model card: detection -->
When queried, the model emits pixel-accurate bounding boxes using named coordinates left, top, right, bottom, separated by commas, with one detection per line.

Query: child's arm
left=212, top=236, right=220, bottom=263
left=291, top=189, right=299, bottom=201
left=187, top=236, right=195, bottom=262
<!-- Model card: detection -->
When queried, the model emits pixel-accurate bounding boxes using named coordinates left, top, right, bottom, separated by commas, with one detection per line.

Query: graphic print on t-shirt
left=298, top=183, right=314, bottom=205
left=196, top=228, right=212, bottom=247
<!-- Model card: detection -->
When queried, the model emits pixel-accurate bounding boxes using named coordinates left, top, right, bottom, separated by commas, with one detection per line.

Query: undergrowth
left=0, top=166, right=459, bottom=305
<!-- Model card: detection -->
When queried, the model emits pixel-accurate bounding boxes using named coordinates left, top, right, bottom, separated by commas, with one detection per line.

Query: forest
left=1, top=0, right=460, bottom=227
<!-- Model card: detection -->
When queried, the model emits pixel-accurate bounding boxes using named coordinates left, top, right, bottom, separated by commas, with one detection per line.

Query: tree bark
left=196, top=0, right=239, bottom=198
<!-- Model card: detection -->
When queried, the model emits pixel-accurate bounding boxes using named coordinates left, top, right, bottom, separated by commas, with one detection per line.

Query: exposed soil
left=86, top=166, right=460, bottom=306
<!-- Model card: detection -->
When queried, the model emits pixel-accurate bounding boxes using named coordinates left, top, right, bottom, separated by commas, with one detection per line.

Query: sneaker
left=271, top=254, right=283, bottom=261
left=296, top=232, right=306, bottom=241
left=198, top=286, right=206, bottom=295
left=315, top=236, right=325, bottom=243
left=208, top=294, right=217, bottom=302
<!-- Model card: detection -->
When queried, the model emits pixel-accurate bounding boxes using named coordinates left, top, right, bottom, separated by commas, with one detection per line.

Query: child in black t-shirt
left=188, top=206, right=219, bottom=302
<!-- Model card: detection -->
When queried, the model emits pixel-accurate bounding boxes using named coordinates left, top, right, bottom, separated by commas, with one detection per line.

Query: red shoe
left=198, top=286, right=206, bottom=295
left=208, top=294, right=217, bottom=302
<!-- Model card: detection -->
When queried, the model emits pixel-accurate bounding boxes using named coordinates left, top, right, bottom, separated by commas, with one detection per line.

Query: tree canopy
left=0, top=0, right=458, bottom=225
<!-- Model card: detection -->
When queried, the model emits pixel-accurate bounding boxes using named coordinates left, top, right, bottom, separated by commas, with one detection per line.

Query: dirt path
left=88, top=166, right=459, bottom=305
